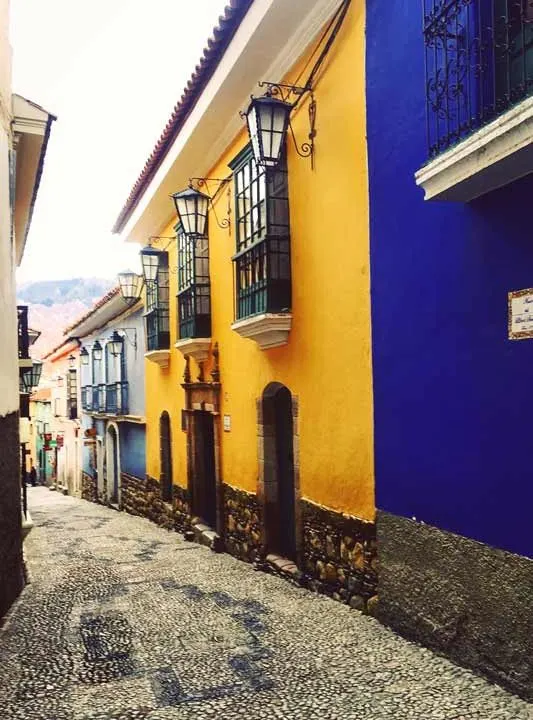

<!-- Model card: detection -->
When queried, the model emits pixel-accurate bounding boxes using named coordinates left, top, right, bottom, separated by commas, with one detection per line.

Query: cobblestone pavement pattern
left=1, top=489, right=532, bottom=720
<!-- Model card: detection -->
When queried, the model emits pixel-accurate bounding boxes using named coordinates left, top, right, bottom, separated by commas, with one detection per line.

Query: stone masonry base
left=377, top=510, right=533, bottom=701
left=0, top=411, right=24, bottom=620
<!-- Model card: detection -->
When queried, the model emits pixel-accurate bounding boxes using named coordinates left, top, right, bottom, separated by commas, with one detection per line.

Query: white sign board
left=509, top=288, right=533, bottom=340
left=223, top=414, right=231, bottom=432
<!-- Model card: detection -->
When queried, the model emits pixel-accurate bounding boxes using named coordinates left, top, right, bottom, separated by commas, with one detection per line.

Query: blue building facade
left=68, top=291, right=146, bottom=507
left=367, top=0, right=533, bottom=698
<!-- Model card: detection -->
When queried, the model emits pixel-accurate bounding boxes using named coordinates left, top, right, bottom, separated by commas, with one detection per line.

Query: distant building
left=66, top=289, right=146, bottom=506
left=29, top=387, right=53, bottom=484
left=0, top=0, right=55, bottom=617
left=41, top=340, right=81, bottom=496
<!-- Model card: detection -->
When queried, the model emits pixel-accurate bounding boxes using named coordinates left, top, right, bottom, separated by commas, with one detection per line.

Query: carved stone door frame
left=181, top=349, right=223, bottom=535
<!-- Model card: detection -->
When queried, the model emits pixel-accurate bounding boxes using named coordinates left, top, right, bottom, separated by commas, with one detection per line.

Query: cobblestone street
left=0, top=489, right=531, bottom=720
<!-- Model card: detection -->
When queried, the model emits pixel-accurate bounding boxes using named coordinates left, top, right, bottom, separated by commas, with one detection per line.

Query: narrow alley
left=0, top=490, right=530, bottom=720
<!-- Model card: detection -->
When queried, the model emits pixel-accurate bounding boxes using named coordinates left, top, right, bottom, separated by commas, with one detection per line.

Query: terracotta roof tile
left=30, top=387, right=51, bottom=402
left=111, top=0, right=254, bottom=234
left=63, top=286, right=121, bottom=336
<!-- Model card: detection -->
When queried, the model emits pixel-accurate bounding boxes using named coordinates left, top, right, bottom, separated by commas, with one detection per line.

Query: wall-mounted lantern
left=244, top=94, right=293, bottom=169
left=20, top=360, right=43, bottom=393
left=108, top=329, right=138, bottom=357
left=118, top=270, right=144, bottom=303
left=171, top=186, right=210, bottom=238
left=68, top=354, right=76, bottom=369
left=80, top=347, right=89, bottom=366
left=92, top=340, right=103, bottom=362
left=140, top=244, right=165, bottom=283
left=242, top=82, right=316, bottom=170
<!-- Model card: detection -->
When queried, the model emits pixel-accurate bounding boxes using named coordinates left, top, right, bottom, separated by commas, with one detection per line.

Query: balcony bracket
left=145, top=349, right=170, bottom=369
left=231, top=313, right=292, bottom=350
left=174, top=337, right=211, bottom=364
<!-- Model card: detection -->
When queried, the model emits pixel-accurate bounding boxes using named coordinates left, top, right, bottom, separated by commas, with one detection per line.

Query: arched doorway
left=261, top=383, right=297, bottom=560
left=106, top=424, right=120, bottom=506
left=160, top=412, right=173, bottom=503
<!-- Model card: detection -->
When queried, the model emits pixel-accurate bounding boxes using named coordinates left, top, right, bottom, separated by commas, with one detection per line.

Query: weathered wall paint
left=367, top=1, right=533, bottom=557
left=146, top=1, right=374, bottom=520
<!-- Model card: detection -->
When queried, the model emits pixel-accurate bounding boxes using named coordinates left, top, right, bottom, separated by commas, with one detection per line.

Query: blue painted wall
left=366, top=1, right=533, bottom=558
left=120, top=422, right=145, bottom=478
left=80, top=307, right=146, bottom=480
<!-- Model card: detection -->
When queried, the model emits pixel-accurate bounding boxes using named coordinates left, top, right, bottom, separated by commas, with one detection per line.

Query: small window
left=229, top=145, right=291, bottom=320
left=67, top=369, right=78, bottom=420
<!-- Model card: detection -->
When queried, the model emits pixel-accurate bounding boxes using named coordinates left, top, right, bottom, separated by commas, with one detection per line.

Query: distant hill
left=16, top=278, right=116, bottom=360
left=17, top=278, right=114, bottom=307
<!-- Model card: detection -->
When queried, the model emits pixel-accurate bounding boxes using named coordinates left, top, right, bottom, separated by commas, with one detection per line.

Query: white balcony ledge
left=231, top=313, right=292, bottom=350
left=145, top=349, right=170, bottom=369
left=416, top=96, right=533, bottom=202
left=174, top=337, right=211, bottom=363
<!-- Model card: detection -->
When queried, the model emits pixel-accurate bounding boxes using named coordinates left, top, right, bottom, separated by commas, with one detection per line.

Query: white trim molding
left=416, top=96, right=533, bottom=202
left=174, top=337, right=211, bottom=363
left=145, top=349, right=170, bottom=369
left=231, top=313, right=292, bottom=350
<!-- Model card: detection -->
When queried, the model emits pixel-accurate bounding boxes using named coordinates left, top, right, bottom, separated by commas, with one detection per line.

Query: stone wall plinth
left=121, top=474, right=190, bottom=533
left=223, top=484, right=262, bottom=562
left=81, top=472, right=98, bottom=504
left=301, top=499, right=377, bottom=611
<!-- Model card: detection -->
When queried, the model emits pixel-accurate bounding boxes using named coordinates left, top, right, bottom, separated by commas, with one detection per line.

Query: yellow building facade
left=114, top=0, right=376, bottom=606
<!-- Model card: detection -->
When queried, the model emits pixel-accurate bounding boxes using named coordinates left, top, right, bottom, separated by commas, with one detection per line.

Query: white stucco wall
left=0, top=75, right=18, bottom=418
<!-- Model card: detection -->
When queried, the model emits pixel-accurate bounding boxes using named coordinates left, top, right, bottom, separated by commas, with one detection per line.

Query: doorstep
left=189, top=521, right=223, bottom=552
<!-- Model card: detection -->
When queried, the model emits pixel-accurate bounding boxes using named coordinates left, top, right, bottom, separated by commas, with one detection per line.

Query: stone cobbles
left=0, top=488, right=532, bottom=720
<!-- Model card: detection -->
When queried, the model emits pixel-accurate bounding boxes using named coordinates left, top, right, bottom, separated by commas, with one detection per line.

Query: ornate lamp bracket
left=257, top=81, right=316, bottom=169
left=189, top=176, right=232, bottom=232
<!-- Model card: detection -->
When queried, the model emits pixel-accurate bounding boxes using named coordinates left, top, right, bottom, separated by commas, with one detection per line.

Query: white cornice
left=120, top=0, right=343, bottom=243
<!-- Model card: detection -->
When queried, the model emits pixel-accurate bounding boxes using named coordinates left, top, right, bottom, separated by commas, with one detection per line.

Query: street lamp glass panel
left=92, top=340, right=103, bottom=362
left=171, top=187, right=210, bottom=238
left=246, top=95, right=292, bottom=168
left=30, top=360, right=43, bottom=389
left=19, top=366, right=32, bottom=393
left=109, top=331, right=123, bottom=357
left=118, top=270, right=143, bottom=302
left=140, top=246, right=163, bottom=283
left=80, top=347, right=89, bottom=365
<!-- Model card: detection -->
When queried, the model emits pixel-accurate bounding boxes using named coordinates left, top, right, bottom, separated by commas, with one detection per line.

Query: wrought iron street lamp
left=171, top=186, right=210, bottom=238
left=20, top=360, right=43, bottom=392
left=108, top=331, right=124, bottom=358
left=244, top=94, right=293, bottom=169
left=80, top=347, right=89, bottom=366
left=68, top=354, right=76, bottom=369
left=118, top=270, right=143, bottom=302
left=92, top=340, right=103, bottom=362
left=140, top=245, right=165, bottom=283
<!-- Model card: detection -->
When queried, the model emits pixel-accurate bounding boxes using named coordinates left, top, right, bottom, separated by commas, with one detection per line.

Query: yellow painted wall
left=145, top=1, right=374, bottom=521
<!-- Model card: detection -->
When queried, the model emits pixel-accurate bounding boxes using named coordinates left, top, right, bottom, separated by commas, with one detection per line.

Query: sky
left=12, top=0, right=229, bottom=283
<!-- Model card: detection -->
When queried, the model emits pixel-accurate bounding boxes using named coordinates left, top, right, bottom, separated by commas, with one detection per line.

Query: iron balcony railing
left=105, top=381, right=129, bottom=415
left=91, top=385, right=99, bottom=411
left=81, top=385, right=92, bottom=411
left=145, top=308, right=170, bottom=352
left=423, top=0, right=533, bottom=158
left=17, top=305, right=29, bottom=359
left=234, top=238, right=291, bottom=320
left=97, top=384, right=106, bottom=413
